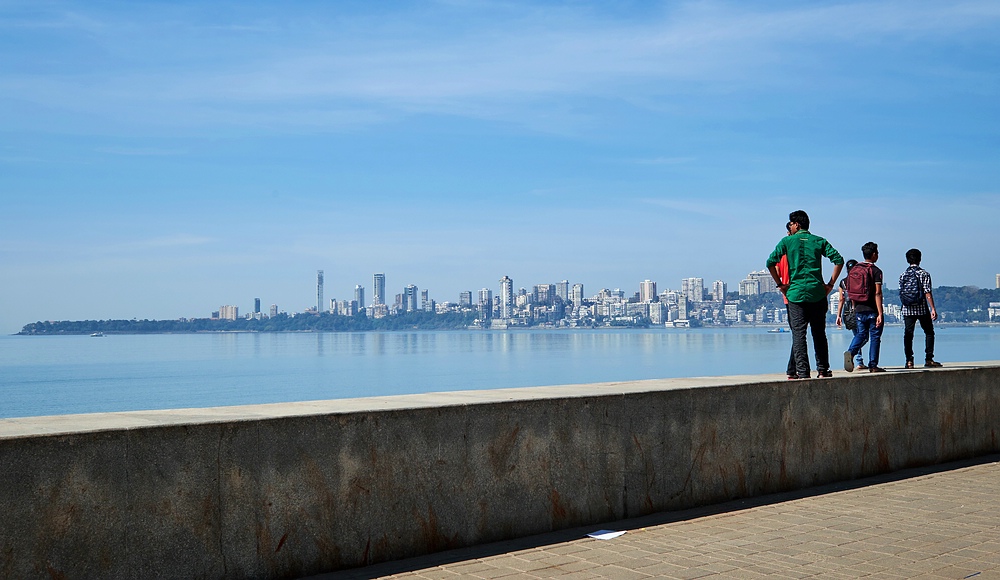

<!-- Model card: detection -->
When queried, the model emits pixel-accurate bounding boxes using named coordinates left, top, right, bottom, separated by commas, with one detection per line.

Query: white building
left=499, top=276, right=514, bottom=319
left=639, top=280, right=657, bottom=303
left=712, top=280, right=727, bottom=301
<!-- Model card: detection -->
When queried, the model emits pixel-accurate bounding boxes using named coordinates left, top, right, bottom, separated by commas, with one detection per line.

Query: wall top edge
left=3, top=362, right=999, bottom=440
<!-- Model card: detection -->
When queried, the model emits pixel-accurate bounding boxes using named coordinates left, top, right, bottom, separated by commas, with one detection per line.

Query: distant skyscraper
left=571, top=283, right=584, bottom=306
left=996, top=273, right=999, bottom=289
left=499, top=275, right=514, bottom=319
left=556, top=280, right=569, bottom=302
left=639, top=280, right=657, bottom=303
left=405, top=284, right=418, bottom=312
left=219, top=305, right=239, bottom=321
left=420, top=289, right=429, bottom=311
left=681, top=277, right=704, bottom=303
left=270, top=304, right=278, bottom=317
left=373, top=273, right=385, bottom=306
left=459, top=291, right=473, bottom=307
left=317, top=270, right=324, bottom=312
left=355, top=285, right=365, bottom=310
left=533, top=284, right=555, bottom=306
left=254, top=298, right=261, bottom=314
left=478, top=288, right=493, bottom=320
left=712, top=280, right=727, bottom=302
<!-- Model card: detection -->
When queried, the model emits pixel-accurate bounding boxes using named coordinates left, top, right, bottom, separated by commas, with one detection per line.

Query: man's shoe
left=787, top=374, right=798, bottom=380
left=843, top=351, right=854, bottom=373
left=925, top=360, right=943, bottom=368
left=905, top=361, right=915, bottom=369
left=857, top=363, right=868, bottom=371
left=868, top=366, right=886, bottom=373
left=817, top=370, right=833, bottom=378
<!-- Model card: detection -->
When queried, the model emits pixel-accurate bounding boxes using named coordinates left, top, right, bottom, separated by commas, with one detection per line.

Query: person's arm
left=926, top=291, right=937, bottom=321
left=836, top=288, right=845, bottom=327
left=767, top=264, right=787, bottom=294
left=875, top=283, right=884, bottom=327
left=924, top=271, right=937, bottom=321
left=822, top=240, right=844, bottom=296
left=825, top=263, right=843, bottom=296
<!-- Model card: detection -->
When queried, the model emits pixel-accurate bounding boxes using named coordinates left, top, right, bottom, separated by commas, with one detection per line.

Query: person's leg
left=807, top=300, right=830, bottom=373
left=854, top=326, right=868, bottom=367
left=903, top=315, right=917, bottom=364
left=787, top=301, right=810, bottom=378
left=786, top=306, right=796, bottom=377
left=849, top=312, right=874, bottom=370
left=919, top=313, right=936, bottom=362
left=868, top=315, right=883, bottom=368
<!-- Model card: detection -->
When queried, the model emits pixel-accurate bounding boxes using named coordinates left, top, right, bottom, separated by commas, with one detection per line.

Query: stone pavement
left=310, top=455, right=1000, bottom=579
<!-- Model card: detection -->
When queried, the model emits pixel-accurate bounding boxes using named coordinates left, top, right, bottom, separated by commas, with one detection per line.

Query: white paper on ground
left=586, top=530, right=626, bottom=540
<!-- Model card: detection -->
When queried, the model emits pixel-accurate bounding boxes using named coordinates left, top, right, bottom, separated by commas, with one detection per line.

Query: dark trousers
left=903, top=314, right=935, bottom=362
left=787, top=299, right=830, bottom=377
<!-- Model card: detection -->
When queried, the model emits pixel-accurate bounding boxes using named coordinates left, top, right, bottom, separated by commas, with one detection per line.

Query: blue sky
left=2, top=0, right=999, bottom=333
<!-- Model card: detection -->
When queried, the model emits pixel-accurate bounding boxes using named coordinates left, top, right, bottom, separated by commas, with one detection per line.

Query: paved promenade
left=312, top=456, right=1000, bottom=579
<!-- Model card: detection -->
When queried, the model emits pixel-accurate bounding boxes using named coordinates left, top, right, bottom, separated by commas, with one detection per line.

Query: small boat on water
left=767, top=327, right=788, bottom=333
left=90, top=332, right=105, bottom=337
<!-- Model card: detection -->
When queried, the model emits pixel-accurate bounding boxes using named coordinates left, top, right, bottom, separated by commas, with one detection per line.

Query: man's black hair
left=862, top=241, right=878, bottom=260
left=789, top=210, right=809, bottom=231
left=906, top=248, right=922, bottom=265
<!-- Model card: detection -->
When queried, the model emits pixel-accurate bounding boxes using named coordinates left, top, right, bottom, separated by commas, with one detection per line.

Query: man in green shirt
left=766, top=210, right=844, bottom=379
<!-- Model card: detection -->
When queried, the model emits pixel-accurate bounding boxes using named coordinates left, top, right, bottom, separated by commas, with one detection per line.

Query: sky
left=2, top=0, right=999, bottom=334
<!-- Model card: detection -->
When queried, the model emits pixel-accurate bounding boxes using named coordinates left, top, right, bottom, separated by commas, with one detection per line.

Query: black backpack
left=899, top=268, right=924, bottom=306
left=840, top=281, right=857, bottom=330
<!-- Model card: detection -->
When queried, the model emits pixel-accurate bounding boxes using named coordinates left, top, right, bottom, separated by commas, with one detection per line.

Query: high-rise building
left=533, top=284, right=555, bottom=306
left=355, top=285, right=365, bottom=310
left=317, top=270, right=324, bottom=313
left=219, top=305, right=239, bottom=321
left=556, top=280, right=569, bottom=302
left=681, top=278, right=704, bottom=302
left=996, top=273, right=999, bottom=289
left=405, top=285, right=418, bottom=312
left=747, top=270, right=777, bottom=293
left=739, top=278, right=760, bottom=296
left=254, top=298, right=261, bottom=314
left=420, top=289, right=429, bottom=311
left=478, top=288, right=493, bottom=320
left=639, top=280, right=657, bottom=303
left=499, top=276, right=514, bottom=319
left=270, top=304, right=278, bottom=317
left=571, top=283, right=584, bottom=306
left=712, top=280, right=727, bottom=302
left=373, top=273, right=385, bottom=306
left=459, top=291, right=473, bottom=307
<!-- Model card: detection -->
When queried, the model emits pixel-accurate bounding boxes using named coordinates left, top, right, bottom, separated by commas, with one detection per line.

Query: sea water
left=1, top=326, right=997, bottom=419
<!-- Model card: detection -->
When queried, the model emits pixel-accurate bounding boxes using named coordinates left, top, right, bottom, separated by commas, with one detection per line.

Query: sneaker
left=905, top=361, right=915, bottom=369
left=857, top=363, right=868, bottom=371
left=868, top=366, right=886, bottom=373
left=843, top=351, right=854, bottom=373
left=787, top=374, right=798, bottom=380
left=925, top=360, right=943, bottom=368
left=817, top=370, right=833, bottom=378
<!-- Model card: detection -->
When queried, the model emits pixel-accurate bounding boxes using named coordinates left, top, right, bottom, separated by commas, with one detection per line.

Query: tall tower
left=571, top=283, right=584, bottom=306
left=405, top=284, right=418, bottom=312
left=254, top=298, right=261, bottom=314
left=317, top=270, right=324, bottom=312
left=478, top=288, right=493, bottom=320
left=499, top=276, right=514, bottom=319
left=556, top=280, right=569, bottom=302
left=354, top=285, right=365, bottom=309
left=639, top=280, right=657, bottom=303
left=373, top=273, right=385, bottom=306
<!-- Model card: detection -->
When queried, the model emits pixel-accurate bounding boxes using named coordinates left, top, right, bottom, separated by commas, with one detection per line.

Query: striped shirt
left=899, top=265, right=933, bottom=317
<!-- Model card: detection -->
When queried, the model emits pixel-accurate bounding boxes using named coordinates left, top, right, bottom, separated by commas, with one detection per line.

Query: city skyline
left=2, top=1, right=999, bottom=334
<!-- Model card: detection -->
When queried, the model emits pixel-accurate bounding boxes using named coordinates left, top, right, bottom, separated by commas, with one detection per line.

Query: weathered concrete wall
left=1, top=364, right=998, bottom=579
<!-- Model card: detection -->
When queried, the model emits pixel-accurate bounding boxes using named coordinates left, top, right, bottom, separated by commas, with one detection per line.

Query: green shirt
left=766, top=229, right=844, bottom=304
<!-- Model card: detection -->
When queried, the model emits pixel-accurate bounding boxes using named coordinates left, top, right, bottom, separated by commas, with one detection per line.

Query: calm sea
left=2, top=326, right=998, bottom=419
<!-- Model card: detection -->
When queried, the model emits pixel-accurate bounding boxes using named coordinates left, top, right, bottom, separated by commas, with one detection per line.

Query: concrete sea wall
left=1, top=363, right=998, bottom=579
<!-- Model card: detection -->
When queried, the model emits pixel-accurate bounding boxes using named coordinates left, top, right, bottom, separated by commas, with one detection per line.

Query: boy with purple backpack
left=844, top=241, right=885, bottom=373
